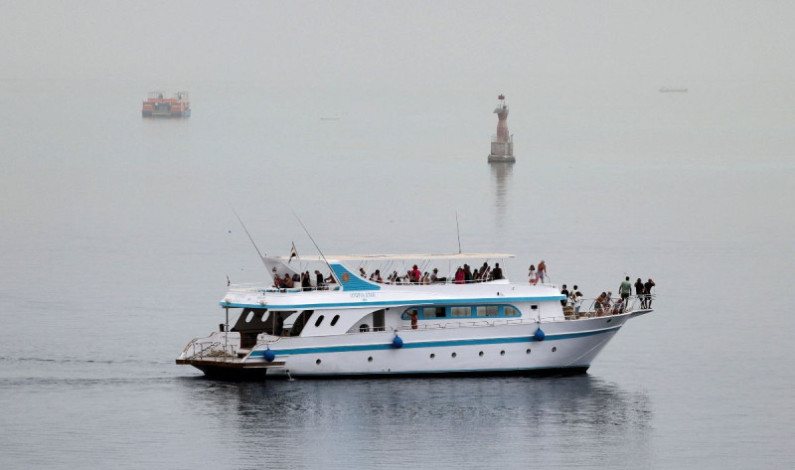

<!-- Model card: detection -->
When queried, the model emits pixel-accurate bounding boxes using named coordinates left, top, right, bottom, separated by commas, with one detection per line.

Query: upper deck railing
left=226, top=276, right=539, bottom=296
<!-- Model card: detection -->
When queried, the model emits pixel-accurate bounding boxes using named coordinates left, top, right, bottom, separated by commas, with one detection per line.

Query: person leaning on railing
left=643, top=279, right=656, bottom=308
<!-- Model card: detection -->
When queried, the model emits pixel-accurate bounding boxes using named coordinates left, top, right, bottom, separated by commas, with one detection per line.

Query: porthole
left=531, top=305, right=538, bottom=310
left=479, top=351, right=484, bottom=357
left=316, top=359, right=322, bottom=365
left=367, top=356, right=373, bottom=362
left=331, top=315, right=340, bottom=326
left=500, top=350, right=506, bottom=356
left=526, top=349, right=531, bottom=354
left=552, top=347, right=557, bottom=352
left=314, top=315, right=325, bottom=327
left=430, top=353, right=435, bottom=359
left=451, top=352, right=457, bottom=358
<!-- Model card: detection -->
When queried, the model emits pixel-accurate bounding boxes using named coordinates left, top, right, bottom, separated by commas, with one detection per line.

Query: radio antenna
left=232, top=208, right=268, bottom=271
left=291, top=208, right=334, bottom=274
left=456, top=211, right=462, bottom=254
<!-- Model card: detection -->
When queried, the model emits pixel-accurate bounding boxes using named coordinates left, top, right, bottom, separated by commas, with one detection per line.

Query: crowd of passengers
left=273, top=270, right=335, bottom=290
left=271, top=262, right=505, bottom=290
left=559, top=277, right=655, bottom=317
left=370, top=262, right=505, bottom=285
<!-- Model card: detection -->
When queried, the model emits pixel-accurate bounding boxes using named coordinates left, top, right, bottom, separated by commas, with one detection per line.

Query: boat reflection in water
left=178, top=375, right=653, bottom=467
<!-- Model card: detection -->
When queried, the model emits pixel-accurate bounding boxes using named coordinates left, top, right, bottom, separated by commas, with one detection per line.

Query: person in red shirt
left=409, top=265, right=422, bottom=284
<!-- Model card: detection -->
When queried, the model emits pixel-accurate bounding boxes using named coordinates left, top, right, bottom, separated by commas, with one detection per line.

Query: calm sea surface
left=1, top=80, right=793, bottom=469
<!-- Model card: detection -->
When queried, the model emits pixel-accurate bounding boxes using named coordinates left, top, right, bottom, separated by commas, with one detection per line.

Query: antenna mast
left=232, top=208, right=269, bottom=271
left=456, top=212, right=462, bottom=254
left=291, top=209, right=334, bottom=274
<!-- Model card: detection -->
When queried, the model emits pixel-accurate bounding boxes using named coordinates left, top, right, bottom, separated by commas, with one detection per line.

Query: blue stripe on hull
left=250, top=325, right=621, bottom=358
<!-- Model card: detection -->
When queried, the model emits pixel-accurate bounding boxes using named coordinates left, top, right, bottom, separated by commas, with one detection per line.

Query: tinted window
left=504, top=306, right=520, bottom=316
left=423, top=307, right=446, bottom=318
left=476, top=306, right=499, bottom=317
left=451, top=306, right=471, bottom=317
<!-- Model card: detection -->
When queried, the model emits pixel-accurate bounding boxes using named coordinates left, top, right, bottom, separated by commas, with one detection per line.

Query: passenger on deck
left=635, top=278, right=644, bottom=304
left=537, top=260, right=547, bottom=283
left=569, top=285, right=582, bottom=307
left=595, top=292, right=607, bottom=316
left=464, top=265, right=473, bottom=283
left=301, top=271, right=312, bottom=291
left=421, top=272, right=430, bottom=284
left=572, top=291, right=583, bottom=315
left=388, top=271, right=398, bottom=284
left=359, top=267, right=367, bottom=278
left=409, top=265, right=422, bottom=284
left=283, top=274, right=294, bottom=289
left=528, top=265, right=538, bottom=285
left=619, top=276, right=632, bottom=307
left=408, top=310, right=418, bottom=329
left=644, top=279, right=656, bottom=308
left=324, top=273, right=336, bottom=285
left=604, top=291, right=614, bottom=313
left=492, top=263, right=503, bottom=280
left=472, top=268, right=480, bottom=282
left=454, top=267, right=465, bottom=284
left=370, top=269, right=383, bottom=283
left=273, top=276, right=284, bottom=289
left=560, top=284, right=569, bottom=306
left=315, top=270, right=325, bottom=289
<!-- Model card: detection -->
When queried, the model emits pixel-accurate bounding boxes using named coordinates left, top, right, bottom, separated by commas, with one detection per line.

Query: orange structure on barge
left=142, top=91, right=191, bottom=118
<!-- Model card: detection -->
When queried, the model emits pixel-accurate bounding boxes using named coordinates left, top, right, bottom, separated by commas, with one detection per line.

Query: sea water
left=1, top=79, right=793, bottom=469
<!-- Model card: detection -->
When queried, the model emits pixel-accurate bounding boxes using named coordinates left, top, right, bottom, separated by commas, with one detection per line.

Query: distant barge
left=142, top=91, right=191, bottom=118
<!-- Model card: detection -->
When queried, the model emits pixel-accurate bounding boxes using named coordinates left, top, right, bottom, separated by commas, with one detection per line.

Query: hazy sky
left=3, top=0, right=794, bottom=93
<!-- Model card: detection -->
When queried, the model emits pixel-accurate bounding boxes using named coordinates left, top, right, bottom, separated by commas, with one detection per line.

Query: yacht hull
left=179, top=313, right=644, bottom=380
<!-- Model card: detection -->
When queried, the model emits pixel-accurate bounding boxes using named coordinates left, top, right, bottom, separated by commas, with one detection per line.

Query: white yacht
left=176, top=253, right=653, bottom=379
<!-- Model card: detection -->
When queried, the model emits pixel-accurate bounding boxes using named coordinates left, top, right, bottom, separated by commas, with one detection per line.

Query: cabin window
left=331, top=315, right=340, bottom=326
left=314, top=315, right=325, bottom=327
left=476, top=306, right=499, bottom=317
left=530, top=305, right=538, bottom=310
left=401, top=304, right=523, bottom=320
left=423, top=307, right=446, bottom=319
left=450, top=306, right=472, bottom=318
left=504, top=306, right=520, bottom=317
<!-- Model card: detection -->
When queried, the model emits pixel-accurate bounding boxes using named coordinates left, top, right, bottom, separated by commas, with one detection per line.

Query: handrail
left=575, top=294, right=655, bottom=317
left=182, top=338, right=237, bottom=362
left=227, top=277, right=518, bottom=295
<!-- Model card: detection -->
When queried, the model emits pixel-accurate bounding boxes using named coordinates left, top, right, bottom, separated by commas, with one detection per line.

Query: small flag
left=289, top=242, right=298, bottom=263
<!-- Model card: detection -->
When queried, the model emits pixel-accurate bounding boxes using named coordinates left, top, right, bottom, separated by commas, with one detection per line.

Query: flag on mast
left=289, top=242, right=298, bottom=263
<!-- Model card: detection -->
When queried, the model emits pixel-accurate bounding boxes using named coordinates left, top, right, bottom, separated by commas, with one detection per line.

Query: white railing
left=181, top=339, right=237, bottom=362
left=573, top=294, right=655, bottom=318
